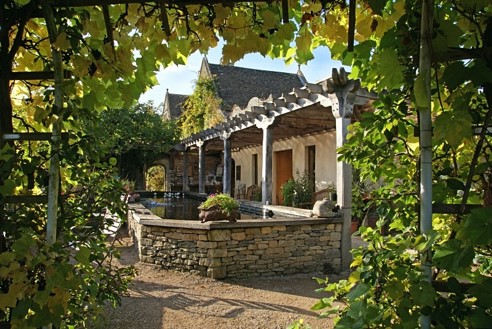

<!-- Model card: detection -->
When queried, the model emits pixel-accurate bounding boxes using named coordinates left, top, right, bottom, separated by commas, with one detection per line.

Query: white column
left=329, top=76, right=357, bottom=271
left=256, top=116, right=275, bottom=205
left=182, top=149, right=189, bottom=192
left=221, top=131, right=232, bottom=195
left=197, top=140, right=206, bottom=194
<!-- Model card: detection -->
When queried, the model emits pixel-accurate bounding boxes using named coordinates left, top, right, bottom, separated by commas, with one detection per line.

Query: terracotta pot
left=351, top=221, right=359, bottom=234
left=199, top=205, right=239, bottom=223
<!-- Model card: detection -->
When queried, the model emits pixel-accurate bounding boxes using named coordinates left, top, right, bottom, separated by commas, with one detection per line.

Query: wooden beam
left=348, top=0, right=355, bottom=52
left=434, top=46, right=492, bottom=63
left=44, top=0, right=270, bottom=7
left=431, top=203, right=482, bottom=214
left=4, top=195, right=49, bottom=204
left=10, top=71, right=72, bottom=80
left=281, top=0, right=288, bottom=23
left=30, top=0, right=274, bottom=18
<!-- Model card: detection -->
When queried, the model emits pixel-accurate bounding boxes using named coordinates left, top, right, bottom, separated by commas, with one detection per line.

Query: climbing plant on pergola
left=1, top=0, right=492, bottom=328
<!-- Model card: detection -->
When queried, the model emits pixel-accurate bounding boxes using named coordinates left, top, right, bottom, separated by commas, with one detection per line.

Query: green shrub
left=198, top=193, right=239, bottom=216
left=281, top=172, right=314, bottom=207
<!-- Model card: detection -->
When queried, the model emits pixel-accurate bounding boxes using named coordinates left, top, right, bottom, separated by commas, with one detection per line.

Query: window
left=306, top=145, right=315, bottom=191
left=236, top=165, right=241, bottom=181
left=252, top=154, right=258, bottom=185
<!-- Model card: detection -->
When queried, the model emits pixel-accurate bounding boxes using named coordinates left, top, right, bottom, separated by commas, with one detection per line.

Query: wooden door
left=275, top=149, right=293, bottom=205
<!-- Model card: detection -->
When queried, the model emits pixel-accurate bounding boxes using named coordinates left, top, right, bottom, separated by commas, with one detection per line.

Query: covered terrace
left=175, top=68, right=377, bottom=269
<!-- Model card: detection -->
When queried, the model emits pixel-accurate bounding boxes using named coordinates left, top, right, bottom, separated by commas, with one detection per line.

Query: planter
left=199, top=205, right=239, bottom=223
left=351, top=221, right=359, bottom=234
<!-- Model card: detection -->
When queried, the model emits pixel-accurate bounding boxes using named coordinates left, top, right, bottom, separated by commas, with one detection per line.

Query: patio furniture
left=235, top=184, right=246, bottom=199
left=246, top=184, right=259, bottom=201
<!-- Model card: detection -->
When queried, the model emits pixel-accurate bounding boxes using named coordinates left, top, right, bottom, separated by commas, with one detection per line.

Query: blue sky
left=139, top=45, right=344, bottom=105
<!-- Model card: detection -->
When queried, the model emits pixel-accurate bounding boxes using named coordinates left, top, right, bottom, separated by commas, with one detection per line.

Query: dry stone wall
left=128, top=204, right=343, bottom=279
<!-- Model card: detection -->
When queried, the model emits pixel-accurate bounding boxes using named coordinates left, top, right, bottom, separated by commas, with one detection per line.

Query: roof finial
left=296, top=64, right=308, bottom=86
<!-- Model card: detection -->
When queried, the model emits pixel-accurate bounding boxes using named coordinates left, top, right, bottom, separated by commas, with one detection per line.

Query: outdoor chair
left=246, top=184, right=259, bottom=201
left=235, top=184, right=246, bottom=199
left=298, top=188, right=330, bottom=209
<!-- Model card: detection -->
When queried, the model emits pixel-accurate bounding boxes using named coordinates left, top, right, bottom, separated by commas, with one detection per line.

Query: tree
left=1, top=2, right=313, bottom=326
left=179, top=76, right=223, bottom=138
left=97, top=102, right=178, bottom=186
left=146, top=165, right=166, bottom=191
left=1, top=0, right=491, bottom=327
left=308, top=1, right=492, bottom=328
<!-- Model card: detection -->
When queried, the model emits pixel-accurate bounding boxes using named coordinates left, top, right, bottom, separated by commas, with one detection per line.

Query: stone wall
left=128, top=204, right=343, bottom=279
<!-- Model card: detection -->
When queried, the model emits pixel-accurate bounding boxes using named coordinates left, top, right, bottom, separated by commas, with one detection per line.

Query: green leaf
left=415, top=230, right=439, bottom=252
left=75, top=246, right=91, bottom=264
left=0, top=252, right=15, bottom=265
left=460, top=208, right=492, bottom=246
left=222, top=44, right=245, bottom=64
left=442, top=61, right=467, bottom=91
left=12, top=234, right=37, bottom=258
left=0, top=178, right=17, bottom=195
left=367, top=0, right=386, bottom=15
left=109, top=157, right=117, bottom=166
left=311, top=297, right=334, bottom=310
left=468, top=277, right=492, bottom=307
left=433, top=239, right=474, bottom=271
left=346, top=283, right=370, bottom=301
left=409, top=282, right=436, bottom=307
left=469, top=60, right=492, bottom=87
left=295, top=32, right=314, bottom=64
left=446, top=178, right=465, bottom=191
left=469, top=309, right=492, bottom=328
left=377, top=49, right=404, bottom=90
left=434, top=110, right=472, bottom=148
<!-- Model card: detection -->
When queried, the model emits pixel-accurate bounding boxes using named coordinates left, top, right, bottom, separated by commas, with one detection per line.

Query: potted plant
left=198, top=193, right=240, bottom=223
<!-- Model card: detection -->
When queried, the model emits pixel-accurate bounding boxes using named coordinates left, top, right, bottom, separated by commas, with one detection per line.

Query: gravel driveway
left=101, top=234, right=348, bottom=329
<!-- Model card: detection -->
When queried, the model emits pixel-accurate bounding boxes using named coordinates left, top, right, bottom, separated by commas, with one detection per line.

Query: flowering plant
left=198, top=193, right=239, bottom=216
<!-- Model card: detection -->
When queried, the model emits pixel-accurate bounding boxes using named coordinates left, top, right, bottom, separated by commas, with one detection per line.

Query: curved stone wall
left=128, top=203, right=343, bottom=279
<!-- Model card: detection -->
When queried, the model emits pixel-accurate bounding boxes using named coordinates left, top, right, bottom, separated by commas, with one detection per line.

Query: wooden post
left=41, top=3, right=63, bottom=329
left=418, top=1, right=433, bottom=328
left=42, top=2, right=63, bottom=247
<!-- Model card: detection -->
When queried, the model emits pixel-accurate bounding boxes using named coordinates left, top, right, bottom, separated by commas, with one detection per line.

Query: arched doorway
left=146, top=164, right=167, bottom=191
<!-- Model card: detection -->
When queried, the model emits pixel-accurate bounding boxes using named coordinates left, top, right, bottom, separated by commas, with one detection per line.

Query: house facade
left=162, top=60, right=375, bottom=269
left=163, top=59, right=374, bottom=207
left=231, top=130, right=337, bottom=204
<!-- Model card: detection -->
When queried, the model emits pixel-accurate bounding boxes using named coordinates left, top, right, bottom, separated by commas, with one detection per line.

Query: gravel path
left=102, top=234, right=347, bottom=329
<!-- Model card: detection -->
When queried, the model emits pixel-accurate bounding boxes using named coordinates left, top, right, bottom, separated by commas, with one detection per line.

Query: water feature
left=141, top=197, right=269, bottom=220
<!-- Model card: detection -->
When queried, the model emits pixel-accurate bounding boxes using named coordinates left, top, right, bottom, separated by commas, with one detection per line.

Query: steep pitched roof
left=199, top=57, right=306, bottom=111
left=163, top=89, right=188, bottom=120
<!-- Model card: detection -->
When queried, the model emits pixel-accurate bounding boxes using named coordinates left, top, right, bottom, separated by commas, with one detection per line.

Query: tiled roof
left=205, top=63, right=305, bottom=110
left=164, top=92, right=188, bottom=120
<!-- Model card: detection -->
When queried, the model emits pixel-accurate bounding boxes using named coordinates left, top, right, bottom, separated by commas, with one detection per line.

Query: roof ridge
left=207, top=63, right=298, bottom=76
left=167, top=92, right=189, bottom=97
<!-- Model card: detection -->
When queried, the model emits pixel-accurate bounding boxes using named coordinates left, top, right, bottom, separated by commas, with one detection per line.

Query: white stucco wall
left=232, top=131, right=337, bottom=204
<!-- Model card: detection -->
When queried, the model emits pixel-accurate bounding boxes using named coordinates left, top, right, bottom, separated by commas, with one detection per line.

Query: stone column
left=220, top=131, right=232, bottom=195
left=328, top=72, right=357, bottom=271
left=182, top=148, right=189, bottom=192
left=197, top=140, right=206, bottom=194
left=168, top=153, right=174, bottom=191
left=256, top=116, right=275, bottom=205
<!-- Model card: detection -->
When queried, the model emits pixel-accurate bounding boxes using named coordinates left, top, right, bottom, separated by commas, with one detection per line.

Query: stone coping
left=129, top=203, right=342, bottom=230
